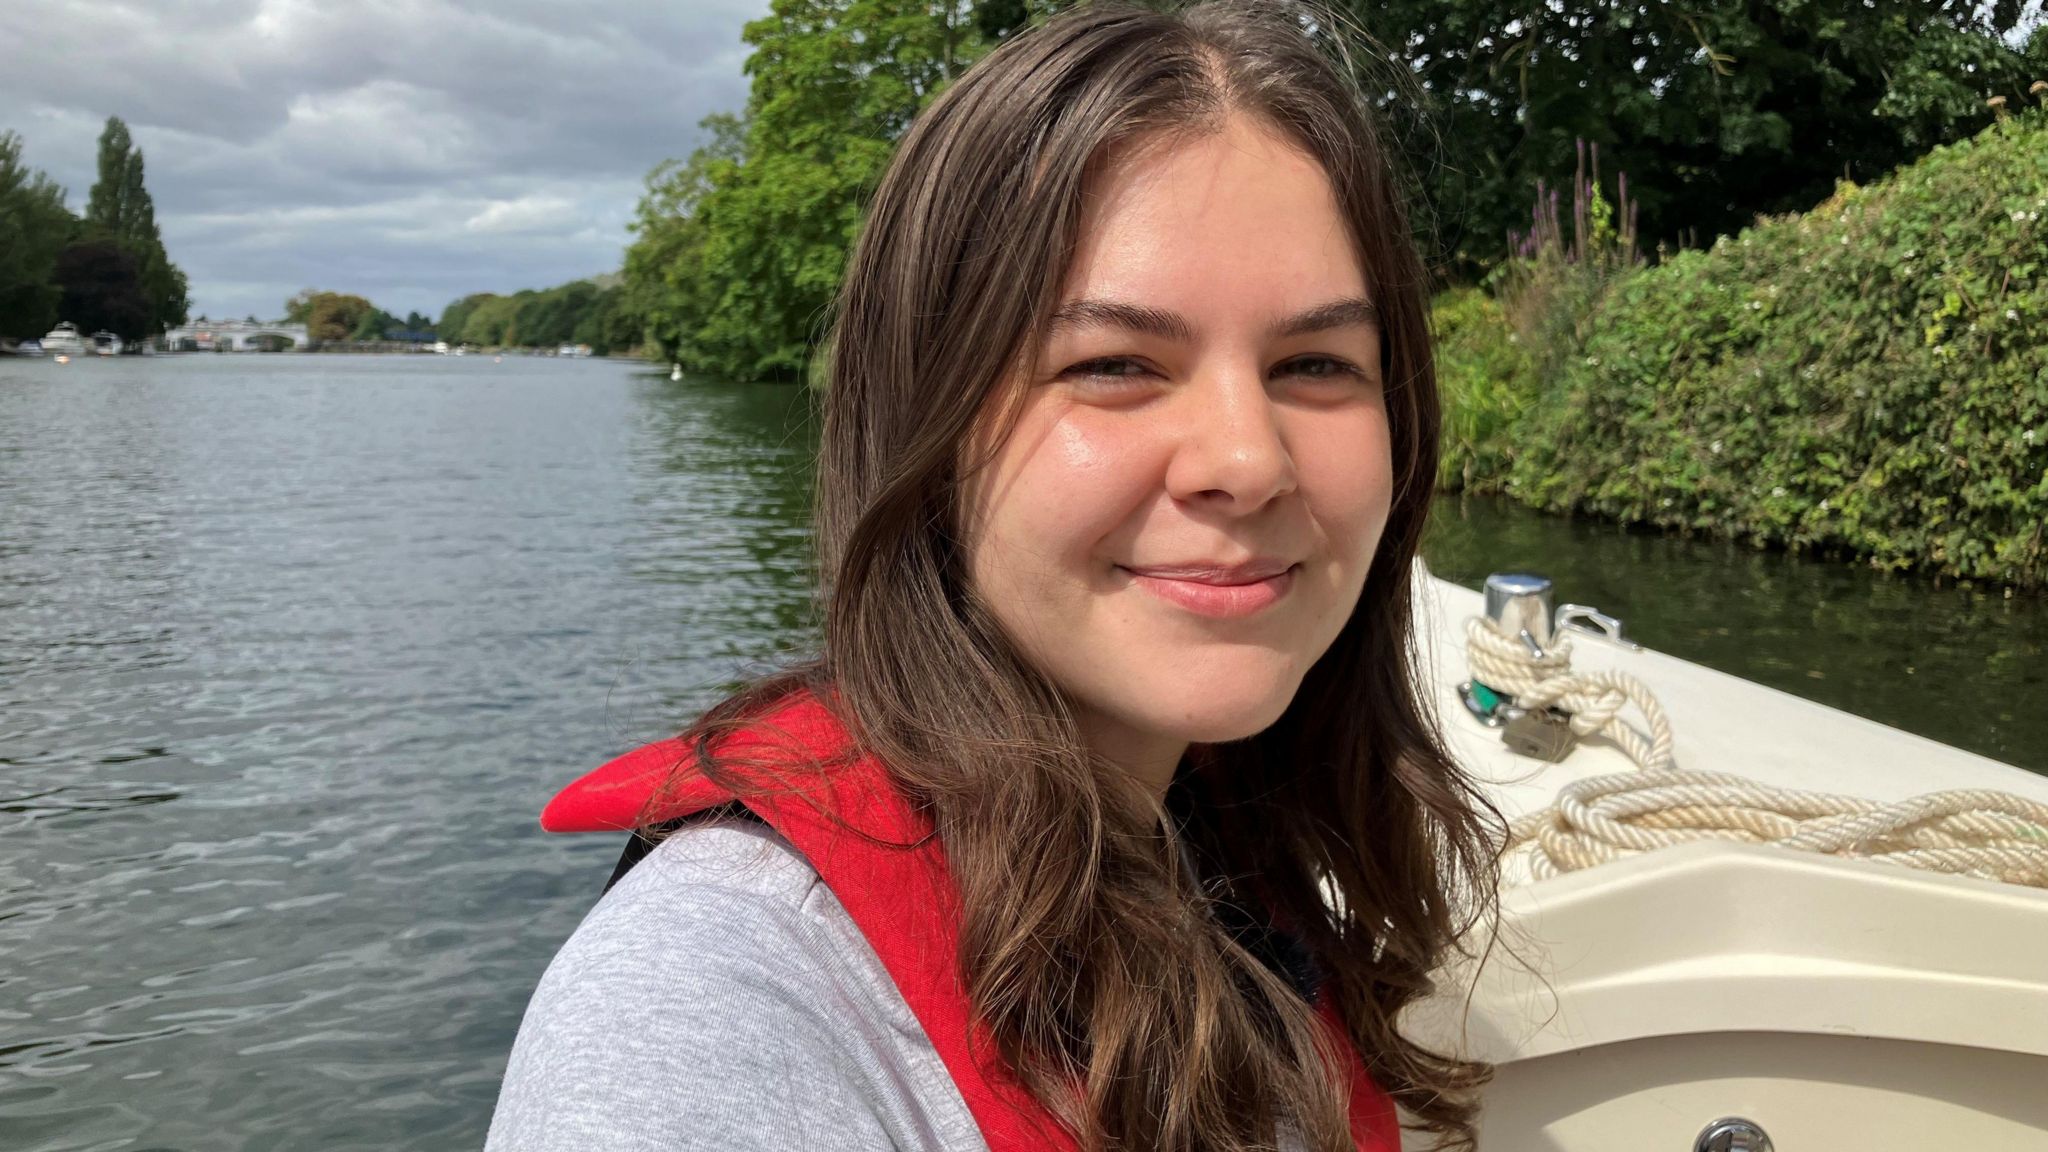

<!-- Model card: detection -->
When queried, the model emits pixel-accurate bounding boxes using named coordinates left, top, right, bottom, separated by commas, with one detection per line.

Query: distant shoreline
left=5, top=341, right=651, bottom=361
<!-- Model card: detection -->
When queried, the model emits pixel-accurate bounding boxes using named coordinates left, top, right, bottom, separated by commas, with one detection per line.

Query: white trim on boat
left=1405, top=562, right=2048, bottom=1150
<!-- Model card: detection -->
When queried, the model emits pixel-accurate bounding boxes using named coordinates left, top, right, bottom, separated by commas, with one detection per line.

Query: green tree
left=439, top=292, right=528, bottom=346
left=512, top=283, right=574, bottom=346
left=573, top=284, right=635, bottom=355
left=971, top=0, right=1038, bottom=41
left=435, top=278, right=635, bottom=353
left=436, top=292, right=496, bottom=345
left=283, top=289, right=378, bottom=343
left=1346, top=0, right=2048, bottom=271
left=83, top=117, right=188, bottom=333
left=54, top=240, right=151, bottom=340
left=623, top=1, right=999, bottom=382
left=465, top=294, right=522, bottom=345
left=0, top=131, right=77, bottom=338
left=348, top=306, right=396, bottom=342
left=623, top=113, right=745, bottom=368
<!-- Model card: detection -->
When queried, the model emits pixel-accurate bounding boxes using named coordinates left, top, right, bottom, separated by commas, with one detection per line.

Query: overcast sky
left=0, top=0, right=768, bottom=321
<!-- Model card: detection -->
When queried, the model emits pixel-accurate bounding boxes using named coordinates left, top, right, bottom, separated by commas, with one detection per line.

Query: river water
left=1, top=354, right=2042, bottom=1151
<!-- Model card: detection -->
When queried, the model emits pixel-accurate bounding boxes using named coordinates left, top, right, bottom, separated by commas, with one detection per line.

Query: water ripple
left=1, top=356, right=819, bottom=1151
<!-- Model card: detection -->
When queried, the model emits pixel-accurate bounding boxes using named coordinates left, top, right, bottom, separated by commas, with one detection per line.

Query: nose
left=1162, top=364, right=1297, bottom=512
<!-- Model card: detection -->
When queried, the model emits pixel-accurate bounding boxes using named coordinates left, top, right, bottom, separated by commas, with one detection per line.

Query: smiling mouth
left=1117, top=563, right=1298, bottom=618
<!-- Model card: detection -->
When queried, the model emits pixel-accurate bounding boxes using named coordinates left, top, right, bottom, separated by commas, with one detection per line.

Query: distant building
left=163, top=318, right=311, bottom=352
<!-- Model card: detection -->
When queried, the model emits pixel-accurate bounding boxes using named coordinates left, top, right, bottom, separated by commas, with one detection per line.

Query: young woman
left=487, top=3, right=1500, bottom=1150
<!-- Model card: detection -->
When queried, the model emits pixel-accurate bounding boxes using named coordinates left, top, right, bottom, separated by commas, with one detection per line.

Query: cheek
left=1297, top=405, right=1396, bottom=555
left=979, top=408, right=1162, bottom=569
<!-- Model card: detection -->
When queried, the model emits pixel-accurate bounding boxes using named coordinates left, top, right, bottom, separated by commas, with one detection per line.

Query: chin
left=1149, top=686, right=1297, bottom=745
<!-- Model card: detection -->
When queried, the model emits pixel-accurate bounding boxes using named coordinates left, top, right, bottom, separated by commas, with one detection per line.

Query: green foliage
left=83, top=116, right=187, bottom=333
left=1437, top=143, right=1645, bottom=489
left=348, top=306, right=398, bottom=342
left=1445, top=107, right=2048, bottom=589
left=84, top=118, right=143, bottom=237
left=55, top=240, right=151, bottom=340
left=622, top=115, right=743, bottom=368
left=623, top=1, right=1001, bottom=383
left=1351, top=0, right=2048, bottom=271
left=436, top=278, right=634, bottom=354
left=285, top=289, right=379, bottom=343
left=435, top=293, right=488, bottom=346
left=0, top=131, right=76, bottom=338
left=1431, top=287, right=1538, bottom=491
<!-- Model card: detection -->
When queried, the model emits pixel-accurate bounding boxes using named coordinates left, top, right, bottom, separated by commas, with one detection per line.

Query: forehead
left=1059, top=117, right=1367, bottom=315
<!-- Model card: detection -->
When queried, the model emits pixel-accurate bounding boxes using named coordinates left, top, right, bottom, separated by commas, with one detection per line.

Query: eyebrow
left=1042, top=296, right=1379, bottom=342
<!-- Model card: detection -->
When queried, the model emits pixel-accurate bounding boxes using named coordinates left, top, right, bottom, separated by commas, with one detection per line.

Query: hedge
left=1439, top=105, right=2048, bottom=590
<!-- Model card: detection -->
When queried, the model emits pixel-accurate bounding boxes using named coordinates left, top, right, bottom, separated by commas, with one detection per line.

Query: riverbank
left=1436, top=105, right=2048, bottom=592
left=61, top=343, right=653, bottom=358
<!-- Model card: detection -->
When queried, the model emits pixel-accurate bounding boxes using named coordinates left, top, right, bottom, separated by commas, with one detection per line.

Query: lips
left=1118, top=558, right=1299, bottom=618
left=1121, top=558, right=1295, bottom=584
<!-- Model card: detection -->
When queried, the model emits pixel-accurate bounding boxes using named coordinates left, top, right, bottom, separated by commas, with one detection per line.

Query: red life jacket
left=542, top=689, right=1400, bottom=1151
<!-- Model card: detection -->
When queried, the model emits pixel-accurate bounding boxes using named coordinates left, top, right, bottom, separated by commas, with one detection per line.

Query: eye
left=1059, top=356, right=1159, bottom=391
left=1055, top=354, right=1372, bottom=392
left=1275, top=355, right=1367, bottom=382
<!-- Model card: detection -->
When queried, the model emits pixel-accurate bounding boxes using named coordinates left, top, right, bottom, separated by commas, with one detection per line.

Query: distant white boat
left=41, top=323, right=86, bottom=355
left=90, top=331, right=123, bottom=356
left=13, top=339, right=43, bottom=357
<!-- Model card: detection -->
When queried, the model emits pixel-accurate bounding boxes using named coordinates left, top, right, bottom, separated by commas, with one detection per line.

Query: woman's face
left=963, top=115, right=1394, bottom=791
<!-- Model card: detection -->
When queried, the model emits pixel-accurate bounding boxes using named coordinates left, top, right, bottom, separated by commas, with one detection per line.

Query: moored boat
left=90, top=331, right=124, bottom=356
left=41, top=322, right=86, bottom=355
left=1404, top=562, right=2048, bottom=1150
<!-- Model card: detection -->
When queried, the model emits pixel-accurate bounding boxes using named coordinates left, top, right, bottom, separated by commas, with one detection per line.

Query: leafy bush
left=1431, top=287, right=1536, bottom=491
left=1469, top=105, right=2048, bottom=589
left=1435, top=141, right=1641, bottom=493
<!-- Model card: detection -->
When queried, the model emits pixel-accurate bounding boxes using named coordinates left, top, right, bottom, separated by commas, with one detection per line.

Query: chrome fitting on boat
left=1483, top=571, right=1554, bottom=653
left=1461, top=572, right=1557, bottom=729
left=1464, top=571, right=1640, bottom=761
left=1557, top=602, right=1643, bottom=651
left=1694, top=1117, right=1773, bottom=1152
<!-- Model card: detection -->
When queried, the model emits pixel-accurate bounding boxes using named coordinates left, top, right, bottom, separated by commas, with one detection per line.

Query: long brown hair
left=667, top=2, right=1500, bottom=1148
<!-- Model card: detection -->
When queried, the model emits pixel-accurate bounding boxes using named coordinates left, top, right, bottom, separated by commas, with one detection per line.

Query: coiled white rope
left=1465, top=619, right=1677, bottom=771
left=1468, top=617, right=2048, bottom=889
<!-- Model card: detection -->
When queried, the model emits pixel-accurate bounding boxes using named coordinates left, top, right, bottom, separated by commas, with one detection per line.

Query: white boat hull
left=1483, top=1030, right=2046, bottom=1149
left=1405, top=564, right=2048, bottom=1150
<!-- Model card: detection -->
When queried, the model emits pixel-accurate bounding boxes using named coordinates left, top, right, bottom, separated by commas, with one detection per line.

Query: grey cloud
left=0, top=0, right=765, bottom=319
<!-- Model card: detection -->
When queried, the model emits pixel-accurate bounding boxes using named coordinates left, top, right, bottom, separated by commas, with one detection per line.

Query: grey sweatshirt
left=485, top=819, right=990, bottom=1151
